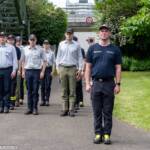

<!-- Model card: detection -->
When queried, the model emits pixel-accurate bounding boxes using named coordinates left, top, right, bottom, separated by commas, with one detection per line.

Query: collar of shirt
left=0, top=44, right=7, bottom=47
left=44, top=48, right=51, bottom=53
left=64, top=40, right=74, bottom=44
left=28, top=46, right=38, bottom=50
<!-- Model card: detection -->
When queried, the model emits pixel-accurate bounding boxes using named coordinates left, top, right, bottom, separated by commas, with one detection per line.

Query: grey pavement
left=0, top=78, right=150, bottom=150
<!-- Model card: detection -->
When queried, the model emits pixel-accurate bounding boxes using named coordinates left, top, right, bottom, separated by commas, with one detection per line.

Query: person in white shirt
left=0, top=32, right=18, bottom=113
left=56, top=28, right=83, bottom=117
left=40, top=40, right=55, bottom=106
left=21, top=34, right=47, bottom=115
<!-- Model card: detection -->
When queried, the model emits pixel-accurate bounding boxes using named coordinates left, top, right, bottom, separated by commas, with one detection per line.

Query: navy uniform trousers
left=91, top=79, right=115, bottom=136
left=0, top=67, right=12, bottom=110
left=10, top=76, right=17, bottom=107
left=75, top=79, right=83, bottom=106
left=41, top=66, right=52, bottom=103
left=16, top=76, right=24, bottom=101
left=25, top=69, right=40, bottom=111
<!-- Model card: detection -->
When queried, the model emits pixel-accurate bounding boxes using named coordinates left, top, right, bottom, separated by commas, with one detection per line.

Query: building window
left=79, top=0, right=88, bottom=3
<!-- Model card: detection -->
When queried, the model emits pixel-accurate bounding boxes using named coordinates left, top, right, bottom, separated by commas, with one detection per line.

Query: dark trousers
left=25, top=69, right=40, bottom=111
left=10, top=77, right=17, bottom=107
left=75, top=80, right=83, bottom=105
left=16, top=75, right=24, bottom=101
left=41, top=67, right=52, bottom=103
left=91, top=80, right=115, bottom=135
left=0, top=67, right=12, bottom=109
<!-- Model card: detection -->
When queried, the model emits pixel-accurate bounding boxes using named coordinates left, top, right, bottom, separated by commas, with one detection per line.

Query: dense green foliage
left=26, top=0, right=67, bottom=44
left=95, top=0, right=150, bottom=59
left=122, top=57, right=150, bottom=71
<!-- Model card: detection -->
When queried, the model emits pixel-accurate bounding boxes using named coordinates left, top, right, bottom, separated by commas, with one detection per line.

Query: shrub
left=122, top=57, right=150, bottom=71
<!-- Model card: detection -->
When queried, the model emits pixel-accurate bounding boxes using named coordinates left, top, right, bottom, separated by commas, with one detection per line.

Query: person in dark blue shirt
left=7, top=35, right=21, bottom=110
left=85, top=24, right=122, bottom=145
left=73, top=36, right=86, bottom=110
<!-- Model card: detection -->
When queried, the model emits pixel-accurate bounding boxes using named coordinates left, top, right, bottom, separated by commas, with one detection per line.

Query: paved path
left=0, top=78, right=150, bottom=150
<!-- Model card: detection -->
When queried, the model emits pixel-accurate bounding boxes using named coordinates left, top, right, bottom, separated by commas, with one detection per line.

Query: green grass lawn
left=114, top=72, right=150, bottom=130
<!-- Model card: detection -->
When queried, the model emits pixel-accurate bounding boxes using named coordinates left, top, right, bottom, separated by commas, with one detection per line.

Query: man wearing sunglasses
left=85, top=24, right=122, bottom=144
left=21, top=34, right=47, bottom=115
left=0, top=32, right=18, bottom=113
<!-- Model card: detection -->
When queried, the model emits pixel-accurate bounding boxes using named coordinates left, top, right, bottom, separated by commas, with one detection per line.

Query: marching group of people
left=0, top=28, right=86, bottom=116
left=0, top=24, right=122, bottom=144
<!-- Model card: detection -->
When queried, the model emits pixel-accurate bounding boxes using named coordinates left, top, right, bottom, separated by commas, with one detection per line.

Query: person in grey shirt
left=56, top=28, right=83, bottom=117
left=0, top=32, right=18, bottom=113
left=21, top=34, right=47, bottom=115
left=40, top=40, right=55, bottom=106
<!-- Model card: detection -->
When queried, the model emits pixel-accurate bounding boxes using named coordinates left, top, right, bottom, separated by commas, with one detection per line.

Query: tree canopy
left=26, top=0, right=67, bottom=45
left=95, top=0, right=150, bottom=58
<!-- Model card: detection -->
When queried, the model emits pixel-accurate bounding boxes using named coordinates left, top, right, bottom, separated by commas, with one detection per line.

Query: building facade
left=64, top=0, right=97, bottom=51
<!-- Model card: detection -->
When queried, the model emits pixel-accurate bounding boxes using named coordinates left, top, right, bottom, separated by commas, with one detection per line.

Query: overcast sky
left=48, top=0, right=94, bottom=7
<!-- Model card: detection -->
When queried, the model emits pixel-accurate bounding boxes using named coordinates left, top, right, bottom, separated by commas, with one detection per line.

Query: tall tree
left=94, top=0, right=139, bottom=45
left=26, top=0, right=67, bottom=45
left=95, top=0, right=150, bottom=58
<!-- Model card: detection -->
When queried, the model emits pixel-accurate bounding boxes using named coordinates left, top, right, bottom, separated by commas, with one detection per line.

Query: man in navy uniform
left=85, top=24, right=122, bottom=144
left=21, top=34, right=47, bottom=115
left=0, top=32, right=18, bottom=113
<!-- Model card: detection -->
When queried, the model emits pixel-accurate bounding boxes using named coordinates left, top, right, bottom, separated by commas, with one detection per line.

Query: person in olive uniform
left=85, top=24, right=122, bottom=144
left=56, top=28, right=83, bottom=117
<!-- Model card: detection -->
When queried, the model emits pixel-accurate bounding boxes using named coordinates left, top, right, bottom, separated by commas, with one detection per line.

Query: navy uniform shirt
left=86, top=43, right=122, bottom=79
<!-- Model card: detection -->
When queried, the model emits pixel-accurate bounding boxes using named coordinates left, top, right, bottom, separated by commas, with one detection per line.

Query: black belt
left=0, top=66, right=12, bottom=70
left=60, top=65, right=76, bottom=68
left=93, top=77, right=114, bottom=82
left=26, top=69, right=41, bottom=71
left=46, top=66, right=52, bottom=69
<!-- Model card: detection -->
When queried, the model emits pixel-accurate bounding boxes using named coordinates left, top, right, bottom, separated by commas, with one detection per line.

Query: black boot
left=33, top=109, right=39, bottom=115
left=4, top=107, right=9, bottom=113
left=60, top=111, right=68, bottom=117
left=24, top=110, right=32, bottom=115
left=69, top=110, right=75, bottom=117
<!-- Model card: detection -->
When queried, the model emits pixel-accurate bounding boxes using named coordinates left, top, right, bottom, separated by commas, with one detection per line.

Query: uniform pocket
left=93, top=51, right=103, bottom=59
left=5, top=49, right=12, bottom=57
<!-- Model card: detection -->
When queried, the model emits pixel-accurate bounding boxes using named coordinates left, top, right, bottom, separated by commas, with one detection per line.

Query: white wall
left=74, top=32, right=98, bottom=52
left=48, top=0, right=94, bottom=7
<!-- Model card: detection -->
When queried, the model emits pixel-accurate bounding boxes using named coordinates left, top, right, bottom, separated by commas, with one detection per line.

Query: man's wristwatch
left=116, top=82, right=121, bottom=86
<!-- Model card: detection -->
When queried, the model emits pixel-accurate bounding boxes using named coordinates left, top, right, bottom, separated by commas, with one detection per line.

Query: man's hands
left=40, top=71, right=45, bottom=79
left=11, top=71, right=16, bottom=79
left=22, top=71, right=25, bottom=78
left=85, top=83, right=91, bottom=93
left=114, top=84, right=120, bottom=94
left=76, top=70, right=82, bottom=81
